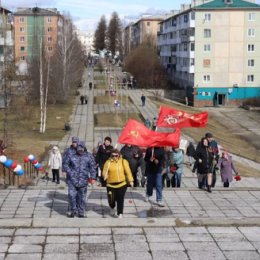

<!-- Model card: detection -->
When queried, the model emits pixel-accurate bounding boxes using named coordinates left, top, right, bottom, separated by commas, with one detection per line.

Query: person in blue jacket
left=171, top=146, right=184, bottom=187
left=63, top=141, right=97, bottom=218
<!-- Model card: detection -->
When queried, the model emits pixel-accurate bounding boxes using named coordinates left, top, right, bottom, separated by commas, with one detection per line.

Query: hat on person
left=104, top=136, right=112, bottom=143
left=205, top=132, right=213, bottom=138
left=52, top=146, right=58, bottom=150
left=72, top=136, right=79, bottom=143
left=77, top=141, right=85, bottom=152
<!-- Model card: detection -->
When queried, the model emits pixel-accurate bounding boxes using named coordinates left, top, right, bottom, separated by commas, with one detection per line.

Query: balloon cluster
left=24, top=154, right=43, bottom=171
left=0, top=155, right=24, bottom=176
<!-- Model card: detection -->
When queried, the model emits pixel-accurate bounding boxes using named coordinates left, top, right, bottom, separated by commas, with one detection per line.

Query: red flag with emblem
left=118, top=119, right=180, bottom=147
left=156, top=106, right=208, bottom=128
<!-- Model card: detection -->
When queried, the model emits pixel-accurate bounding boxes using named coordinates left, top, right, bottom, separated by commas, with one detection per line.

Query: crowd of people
left=47, top=131, right=239, bottom=218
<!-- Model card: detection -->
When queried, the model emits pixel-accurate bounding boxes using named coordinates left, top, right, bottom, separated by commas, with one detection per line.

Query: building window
left=184, top=14, right=188, bottom=23
left=20, top=36, right=25, bottom=42
left=20, top=46, right=25, bottom=51
left=248, top=13, right=255, bottom=21
left=20, top=56, right=25, bottom=61
left=190, top=42, right=195, bottom=51
left=248, top=59, right=254, bottom=66
left=248, top=28, right=255, bottom=37
left=47, top=37, right=52, bottom=42
left=204, top=44, right=211, bottom=52
left=47, top=46, right=53, bottom=52
left=204, top=29, right=211, bottom=38
left=20, top=27, right=25, bottom=32
left=191, top=11, right=195, bottom=20
left=184, top=43, right=188, bottom=51
left=204, top=13, right=211, bottom=21
left=47, top=17, right=52, bottom=23
left=47, top=27, right=52, bottom=32
left=247, top=75, right=254, bottom=82
left=203, top=75, right=211, bottom=82
left=248, top=44, right=255, bottom=52
left=19, top=17, right=25, bottom=23
left=190, top=58, right=195, bottom=66
left=203, top=59, right=211, bottom=67
left=147, top=21, right=150, bottom=26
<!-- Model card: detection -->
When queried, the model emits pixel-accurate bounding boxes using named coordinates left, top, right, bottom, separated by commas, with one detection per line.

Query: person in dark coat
left=95, top=136, right=113, bottom=186
left=80, top=95, right=85, bottom=105
left=186, top=141, right=195, bottom=166
left=141, top=94, right=146, bottom=106
left=194, top=137, right=214, bottom=192
left=120, top=144, right=145, bottom=187
left=63, top=141, right=96, bottom=217
left=144, top=147, right=165, bottom=206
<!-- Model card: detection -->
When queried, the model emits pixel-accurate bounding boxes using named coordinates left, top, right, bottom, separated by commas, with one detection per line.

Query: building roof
left=0, top=7, right=12, bottom=13
left=14, top=7, right=60, bottom=16
left=195, top=0, right=260, bottom=9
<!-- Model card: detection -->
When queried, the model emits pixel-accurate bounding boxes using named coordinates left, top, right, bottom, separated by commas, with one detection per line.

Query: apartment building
left=158, top=0, right=260, bottom=107
left=124, top=15, right=164, bottom=57
left=13, top=7, right=63, bottom=73
left=75, top=29, right=94, bottom=55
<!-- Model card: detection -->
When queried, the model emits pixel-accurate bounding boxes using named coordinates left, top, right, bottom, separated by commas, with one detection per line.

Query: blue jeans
left=146, top=172, right=163, bottom=202
left=174, top=172, right=182, bottom=187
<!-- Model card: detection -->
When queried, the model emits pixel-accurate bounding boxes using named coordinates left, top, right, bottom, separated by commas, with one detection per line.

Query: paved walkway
left=1, top=67, right=260, bottom=259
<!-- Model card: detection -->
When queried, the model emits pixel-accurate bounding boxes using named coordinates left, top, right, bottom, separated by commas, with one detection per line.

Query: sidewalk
left=1, top=67, right=260, bottom=259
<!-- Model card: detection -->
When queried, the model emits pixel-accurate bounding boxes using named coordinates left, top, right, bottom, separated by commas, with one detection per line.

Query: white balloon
left=28, top=154, right=35, bottom=160
left=14, top=165, right=22, bottom=172
left=0, top=155, right=7, bottom=163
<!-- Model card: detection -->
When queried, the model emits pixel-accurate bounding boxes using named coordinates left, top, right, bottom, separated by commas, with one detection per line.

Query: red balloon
left=24, top=157, right=29, bottom=163
left=38, top=166, right=43, bottom=171
left=32, top=159, right=38, bottom=165
left=10, top=161, right=18, bottom=170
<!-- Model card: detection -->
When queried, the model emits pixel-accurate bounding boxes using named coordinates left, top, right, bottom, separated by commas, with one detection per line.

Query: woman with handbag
left=102, top=149, right=134, bottom=218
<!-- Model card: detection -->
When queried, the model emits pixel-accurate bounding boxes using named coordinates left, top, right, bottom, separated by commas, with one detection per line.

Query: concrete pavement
left=1, top=67, right=260, bottom=259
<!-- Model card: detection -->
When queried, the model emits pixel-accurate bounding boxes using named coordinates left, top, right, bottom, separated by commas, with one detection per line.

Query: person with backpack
left=102, top=149, right=133, bottom=218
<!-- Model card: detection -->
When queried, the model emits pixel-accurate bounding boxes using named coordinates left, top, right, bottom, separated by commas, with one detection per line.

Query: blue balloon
left=17, top=169, right=24, bottom=176
left=4, top=159, right=13, bottom=168
left=35, top=163, right=42, bottom=169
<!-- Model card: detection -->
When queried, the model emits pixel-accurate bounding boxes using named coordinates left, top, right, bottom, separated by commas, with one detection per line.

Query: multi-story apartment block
left=13, top=7, right=63, bottom=73
left=124, top=15, right=164, bottom=57
left=158, top=0, right=260, bottom=107
left=75, top=29, right=94, bottom=55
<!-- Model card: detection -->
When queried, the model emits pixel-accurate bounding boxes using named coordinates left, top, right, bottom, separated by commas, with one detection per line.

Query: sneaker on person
left=157, top=201, right=165, bottom=207
left=117, top=214, right=123, bottom=218
left=144, top=195, right=150, bottom=202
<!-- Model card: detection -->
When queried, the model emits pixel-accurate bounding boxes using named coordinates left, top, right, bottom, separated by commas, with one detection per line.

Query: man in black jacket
left=120, top=144, right=145, bottom=187
left=144, top=147, right=165, bottom=206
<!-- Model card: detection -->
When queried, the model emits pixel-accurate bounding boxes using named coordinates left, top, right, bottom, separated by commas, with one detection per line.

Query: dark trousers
left=52, top=169, right=60, bottom=183
left=107, top=185, right=127, bottom=215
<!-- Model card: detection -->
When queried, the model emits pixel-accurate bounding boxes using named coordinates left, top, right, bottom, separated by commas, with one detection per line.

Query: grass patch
left=0, top=97, right=76, bottom=163
left=94, top=95, right=132, bottom=105
left=95, top=112, right=144, bottom=127
left=150, top=96, right=260, bottom=177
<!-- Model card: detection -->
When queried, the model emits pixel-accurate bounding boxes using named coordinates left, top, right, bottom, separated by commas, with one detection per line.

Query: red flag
left=156, top=106, right=208, bottom=128
left=118, top=119, right=180, bottom=147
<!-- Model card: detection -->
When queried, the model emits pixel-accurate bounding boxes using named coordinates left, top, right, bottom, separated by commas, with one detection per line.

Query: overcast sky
left=2, top=0, right=260, bottom=31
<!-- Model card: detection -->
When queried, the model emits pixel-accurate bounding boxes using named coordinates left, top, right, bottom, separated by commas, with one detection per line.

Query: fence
left=0, top=162, right=39, bottom=186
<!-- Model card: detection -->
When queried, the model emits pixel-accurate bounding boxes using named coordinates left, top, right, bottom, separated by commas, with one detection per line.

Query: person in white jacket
left=48, top=146, right=62, bottom=184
